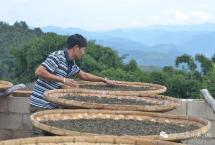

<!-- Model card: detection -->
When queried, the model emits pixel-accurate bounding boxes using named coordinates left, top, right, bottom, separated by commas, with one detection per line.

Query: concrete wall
left=168, top=99, right=215, bottom=145
left=0, top=95, right=31, bottom=140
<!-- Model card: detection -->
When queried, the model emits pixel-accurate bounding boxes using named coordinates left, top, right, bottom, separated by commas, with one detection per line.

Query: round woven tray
left=0, top=80, right=13, bottom=91
left=31, top=109, right=210, bottom=141
left=11, top=89, right=32, bottom=97
left=0, top=136, right=185, bottom=145
left=63, top=81, right=167, bottom=95
left=44, top=89, right=180, bottom=112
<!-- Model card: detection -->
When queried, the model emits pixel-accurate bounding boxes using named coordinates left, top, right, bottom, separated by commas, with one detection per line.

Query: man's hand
left=105, top=79, right=121, bottom=86
left=63, top=78, right=79, bottom=88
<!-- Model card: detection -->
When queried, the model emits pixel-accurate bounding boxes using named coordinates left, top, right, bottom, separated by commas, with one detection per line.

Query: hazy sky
left=0, top=0, right=215, bottom=31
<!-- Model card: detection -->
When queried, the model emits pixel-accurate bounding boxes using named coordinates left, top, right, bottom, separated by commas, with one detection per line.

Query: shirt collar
left=64, top=48, right=75, bottom=65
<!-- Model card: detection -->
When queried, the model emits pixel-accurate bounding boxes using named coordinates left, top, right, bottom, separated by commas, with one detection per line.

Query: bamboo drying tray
left=44, top=89, right=180, bottom=112
left=11, top=89, right=32, bottom=97
left=0, top=136, right=186, bottom=145
left=0, top=80, right=13, bottom=91
left=63, top=81, right=167, bottom=95
left=31, top=109, right=210, bottom=141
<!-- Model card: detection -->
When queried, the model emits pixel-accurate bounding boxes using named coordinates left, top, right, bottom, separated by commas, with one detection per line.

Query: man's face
left=74, top=46, right=86, bottom=59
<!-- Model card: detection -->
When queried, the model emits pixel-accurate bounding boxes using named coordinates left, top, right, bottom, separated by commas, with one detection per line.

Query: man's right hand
left=63, top=78, right=79, bottom=88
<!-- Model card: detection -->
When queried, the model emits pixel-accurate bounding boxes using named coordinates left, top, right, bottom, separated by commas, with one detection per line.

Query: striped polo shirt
left=30, top=48, right=80, bottom=109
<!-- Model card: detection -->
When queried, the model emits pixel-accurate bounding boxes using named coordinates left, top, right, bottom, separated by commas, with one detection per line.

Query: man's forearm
left=80, top=72, right=106, bottom=83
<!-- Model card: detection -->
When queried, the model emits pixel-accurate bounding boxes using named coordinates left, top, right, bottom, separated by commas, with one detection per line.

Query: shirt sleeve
left=41, top=55, right=60, bottom=73
left=71, top=64, right=80, bottom=75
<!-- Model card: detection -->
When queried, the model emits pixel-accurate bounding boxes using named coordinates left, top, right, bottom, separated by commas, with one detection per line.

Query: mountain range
left=41, top=23, right=215, bottom=67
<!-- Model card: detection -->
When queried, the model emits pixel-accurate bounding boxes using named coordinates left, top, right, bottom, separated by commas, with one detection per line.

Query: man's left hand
left=105, top=79, right=121, bottom=86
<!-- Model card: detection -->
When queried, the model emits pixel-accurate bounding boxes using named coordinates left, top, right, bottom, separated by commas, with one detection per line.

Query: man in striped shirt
left=30, top=34, right=118, bottom=136
left=30, top=34, right=117, bottom=111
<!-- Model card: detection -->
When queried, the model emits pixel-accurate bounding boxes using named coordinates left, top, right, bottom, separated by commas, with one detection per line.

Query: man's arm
left=76, top=70, right=118, bottom=85
left=35, top=65, right=78, bottom=87
left=76, top=70, right=106, bottom=82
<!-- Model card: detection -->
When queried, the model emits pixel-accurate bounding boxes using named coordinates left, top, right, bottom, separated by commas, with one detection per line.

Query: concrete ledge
left=22, top=114, right=32, bottom=130
left=0, top=129, right=12, bottom=140
left=12, top=130, right=31, bottom=139
left=0, top=97, right=9, bottom=113
left=187, top=100, right=215, bottom=121
left=0, top=113, right=23, bottom=130
left=8, top=96, right=30, bottom=113
left=208, top=120, right=215, bottom=138
left=168, top=100, right=188, bottom=115
left=168, top=99, right=215, bottom=138
left=11, top=90, right=32, bottom=97
left=183, top=138, right=215, bottom=145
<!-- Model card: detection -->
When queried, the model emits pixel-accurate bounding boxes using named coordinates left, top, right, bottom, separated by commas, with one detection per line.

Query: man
left=30, top=34, right=118, bottom=136
left=30, top=33, right=117, bottom=112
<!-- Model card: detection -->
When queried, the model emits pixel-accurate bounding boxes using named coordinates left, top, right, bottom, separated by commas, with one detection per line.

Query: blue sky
left=0, top=0, right=215, bottom=31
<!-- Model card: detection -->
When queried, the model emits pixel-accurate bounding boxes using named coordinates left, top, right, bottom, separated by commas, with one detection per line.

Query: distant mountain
left=42, top=26, right=87, bottom=35
left=41, top=23, right=215, bottom=67
left=96, top=37, right=149, bottom=52
left=135, top=23, right=215, bottom=32
left=42, top=26, right=209, bottom=45
left=180, top=31, right=215, bottom=56
left=96, top=38, right=182, bottom=66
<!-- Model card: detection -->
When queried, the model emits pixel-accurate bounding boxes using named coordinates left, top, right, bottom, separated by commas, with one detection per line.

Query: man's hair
left=66, top=34, right=87, bottom=49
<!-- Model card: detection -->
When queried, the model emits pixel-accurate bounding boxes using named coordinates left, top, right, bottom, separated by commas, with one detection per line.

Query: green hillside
left=0, top=21, right=44, bottom=79
left=1, top=21, right=215, bottom=99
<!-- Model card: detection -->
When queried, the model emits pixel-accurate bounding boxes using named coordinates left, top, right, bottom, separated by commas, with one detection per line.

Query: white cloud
left=191, top=11, right=214, bottom=23
left=154, top=10, right=215, bottom=25
left=1, top=0, right=215, bottom=30
left=174, top=10, right=190, bottom=23
left=14, top=0, right=31, bottom=4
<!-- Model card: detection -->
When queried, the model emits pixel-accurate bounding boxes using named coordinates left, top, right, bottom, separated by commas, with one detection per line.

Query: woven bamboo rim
left=63, top=81, right=167, bottom=95
left=31, top=109, right=210, bottom=141
left=0, top=80, right=13, bottom=91
left=44, top=89, right=181, bottom=112
left=0, top=136, right=186, bottom=145
left=11, top=89, right=32, bottom=97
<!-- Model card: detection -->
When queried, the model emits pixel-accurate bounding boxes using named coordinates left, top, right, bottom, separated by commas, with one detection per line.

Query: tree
left=203, top=64, right=215, bottom=98
left=149, top=71, right=166, bottom=85
left=86, top=41, right=124, bottom=69
left=195, top=54, right=213, bottom=75
left=125, top=59, right=138, bottom=72
left=212, top=54, right=215, bottom=63
left=175, top=54, right=196, bottom=72
left=162, top=66, right=174, bottom=73
left=165, top=74, right=201, bottom=98
left=11, top=33, right=66, bottom=82
left=33, top=27, right=43, bottom=35
left=175, top=54, right=197, bottom=79
left=78, top=54, right=104, bottom=72
left=14, top=21, right=28, bottom=29
left=0, top=21, right=44, bottom=80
